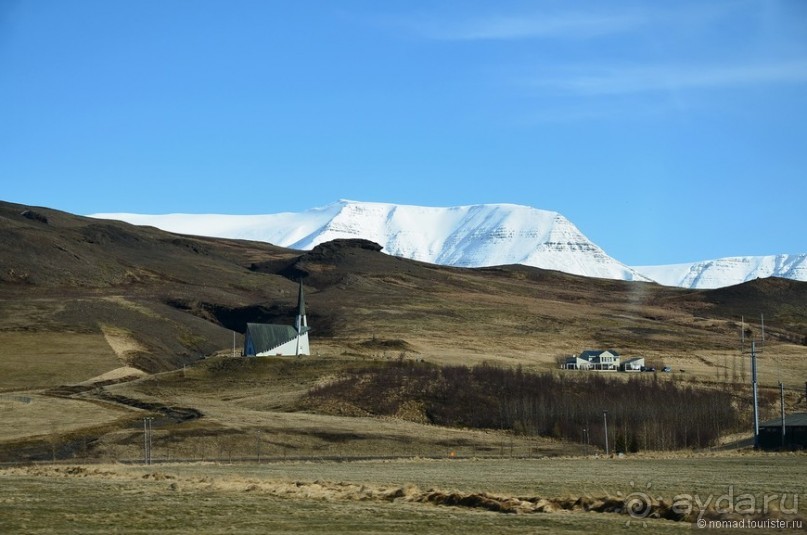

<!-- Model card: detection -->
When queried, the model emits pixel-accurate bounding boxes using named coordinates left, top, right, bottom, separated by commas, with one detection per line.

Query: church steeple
left=297, top=279, right=306, bottom=319
left=294, top=279, right=309, bottom=356
left=295, top=279, right=307, bottom=333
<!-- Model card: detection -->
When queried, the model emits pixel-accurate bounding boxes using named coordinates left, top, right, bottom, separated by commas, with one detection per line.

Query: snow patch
left=634, top=254, right=807, bottom=289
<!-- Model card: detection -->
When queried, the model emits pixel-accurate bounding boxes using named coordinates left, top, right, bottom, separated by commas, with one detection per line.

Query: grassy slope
left=2, top=200, right=806, bottom=378
left=1, top=200, right=807, bottom=462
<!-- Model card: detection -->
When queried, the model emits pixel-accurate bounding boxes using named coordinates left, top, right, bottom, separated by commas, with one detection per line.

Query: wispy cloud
left=533, top=60, right=807, bottom=96
left=414, top=11, right=645, bottom=41
left=405, top=2, right=742, bottom=42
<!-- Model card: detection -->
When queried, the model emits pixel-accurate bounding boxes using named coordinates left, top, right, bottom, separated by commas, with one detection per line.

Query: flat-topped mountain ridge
left=91, top=200, right=807, bottom=288
left=1, top=200, right=806, bottom=378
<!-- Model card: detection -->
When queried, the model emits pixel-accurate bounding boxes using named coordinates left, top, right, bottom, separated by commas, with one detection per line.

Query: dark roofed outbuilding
left=758, top=412, right=807, bottom=450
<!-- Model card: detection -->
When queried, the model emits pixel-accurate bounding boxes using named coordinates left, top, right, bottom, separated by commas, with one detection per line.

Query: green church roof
left=245, top=323, right=309, bottom=355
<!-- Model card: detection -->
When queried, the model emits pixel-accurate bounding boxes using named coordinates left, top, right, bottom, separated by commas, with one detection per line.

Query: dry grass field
left=0, top=393, right=130, bottom=442
left=2, top=201, right=807, bottom=532
left=1, top=454, right=804, bottom=534
left=0, top=331, right=121, bottom=391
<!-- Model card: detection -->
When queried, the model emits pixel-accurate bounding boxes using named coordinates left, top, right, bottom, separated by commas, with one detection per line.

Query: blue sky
left=2, top=0, right=806, bottom=265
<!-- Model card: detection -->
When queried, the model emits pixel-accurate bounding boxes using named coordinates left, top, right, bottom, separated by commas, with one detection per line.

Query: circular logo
left=618, top=481, right=657, bottom=524
left=624, top=490, right=653, bottom=519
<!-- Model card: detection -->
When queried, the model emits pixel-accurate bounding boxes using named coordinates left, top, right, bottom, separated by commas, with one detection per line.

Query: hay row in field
left=5, top=464, right=803, bottom=525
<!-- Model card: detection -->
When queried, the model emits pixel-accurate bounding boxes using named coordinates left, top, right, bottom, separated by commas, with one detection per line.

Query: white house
left=244, top=280, right=310, bottom=357
left=563, top=350, right=620, bottom=371
left=620, top=357, right=645, bottom=372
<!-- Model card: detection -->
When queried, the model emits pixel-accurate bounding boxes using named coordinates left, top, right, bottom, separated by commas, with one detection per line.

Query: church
left=244, top=280, right=310, bottom=356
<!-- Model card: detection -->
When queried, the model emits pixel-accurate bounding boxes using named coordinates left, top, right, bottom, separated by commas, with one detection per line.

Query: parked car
left=662, top=366, right=672, bottom=372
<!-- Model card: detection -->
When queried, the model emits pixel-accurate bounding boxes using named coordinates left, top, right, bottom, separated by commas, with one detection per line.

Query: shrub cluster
left=307, top=362, right=742, bottom=451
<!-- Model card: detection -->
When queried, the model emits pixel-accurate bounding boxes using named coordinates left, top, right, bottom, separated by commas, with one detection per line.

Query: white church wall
left=255, top=333, right=309, bottom=356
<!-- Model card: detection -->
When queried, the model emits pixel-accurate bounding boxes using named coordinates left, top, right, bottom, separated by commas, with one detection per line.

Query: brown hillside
left=1, top=199, right=806, bottom=381
left=0, top=200, right=299, bottom=375
left=2, top=200, right=807, bottom=463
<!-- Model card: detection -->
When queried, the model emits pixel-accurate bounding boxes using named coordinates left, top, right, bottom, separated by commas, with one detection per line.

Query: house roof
left=580, top=349, right=620, bottom=359
left=759, top=412, right=807, bottom=428
left=246, top=323, right=309, bottom=354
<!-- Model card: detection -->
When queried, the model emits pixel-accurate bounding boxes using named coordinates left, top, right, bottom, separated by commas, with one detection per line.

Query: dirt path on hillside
left=99, top=324, right=147, bottom=365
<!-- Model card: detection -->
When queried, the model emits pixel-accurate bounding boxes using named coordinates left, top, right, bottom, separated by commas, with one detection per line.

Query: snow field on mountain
left=91, top=200, right=805, bottom=288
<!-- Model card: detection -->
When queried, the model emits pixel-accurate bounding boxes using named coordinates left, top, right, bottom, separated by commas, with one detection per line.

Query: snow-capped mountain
left=633, top=254, right=807, bottom=290
left=89, top=200, right=806, bottom=288
left=91, top=200, right=651, bottom=282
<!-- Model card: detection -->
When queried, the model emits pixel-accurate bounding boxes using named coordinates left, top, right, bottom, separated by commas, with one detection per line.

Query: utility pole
left=603, top=411, right=609, bottom=455
left=143, top=417, right=149, bottom=465
left=143, top=417, right=154, bottom=465
left=780, top=382, right=786, bottom=448
left=751, top=342, right=759, bottom=449
left=740, top=316, right=746, bottom=381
